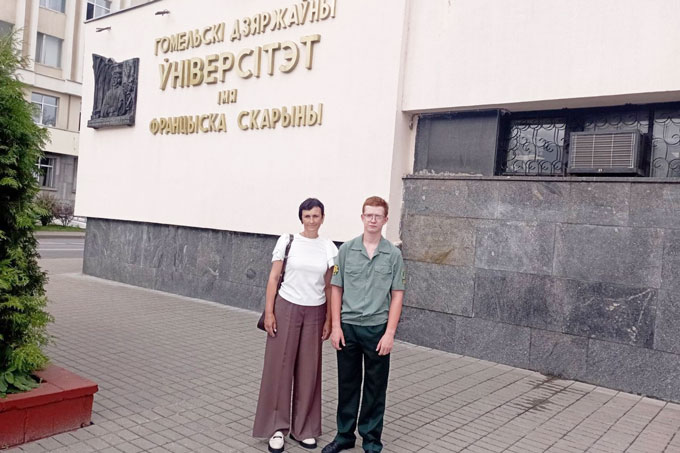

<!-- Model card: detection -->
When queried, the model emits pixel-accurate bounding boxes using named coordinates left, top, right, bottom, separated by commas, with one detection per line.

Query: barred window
left=498, top=103, right=680, bottom=177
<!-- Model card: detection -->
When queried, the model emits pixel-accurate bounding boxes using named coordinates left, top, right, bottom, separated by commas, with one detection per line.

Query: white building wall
left=77, top=0, right=680, bottom=241
left=403, top=0, right=680, bottom=113
left=76, top=0, right=412, bottom=242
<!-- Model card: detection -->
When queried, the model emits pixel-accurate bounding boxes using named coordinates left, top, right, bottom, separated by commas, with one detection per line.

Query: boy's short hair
left=362, top=196, right=389, bottom=217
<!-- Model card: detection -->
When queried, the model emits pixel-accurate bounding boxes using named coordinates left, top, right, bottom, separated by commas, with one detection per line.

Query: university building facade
left=77, top=0, right=680, bottom=402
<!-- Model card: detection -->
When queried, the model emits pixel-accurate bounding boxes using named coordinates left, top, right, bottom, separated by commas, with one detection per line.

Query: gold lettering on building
left=238, top=104, right=323, bottom=131
left=229, top=0, right=336, bottom=42
left=149, top=113, right=228, bottom=135
left=155, top=23, right=226, bottom=56
left=158, top=35, right=321, bottom=90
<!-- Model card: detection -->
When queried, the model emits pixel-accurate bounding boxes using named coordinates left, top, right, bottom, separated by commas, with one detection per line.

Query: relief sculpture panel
left=87, top=54, right=139, bottom=129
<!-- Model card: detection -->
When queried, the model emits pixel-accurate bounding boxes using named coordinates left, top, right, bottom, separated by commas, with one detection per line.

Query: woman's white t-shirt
left=272, top=233, right=338, bottom=306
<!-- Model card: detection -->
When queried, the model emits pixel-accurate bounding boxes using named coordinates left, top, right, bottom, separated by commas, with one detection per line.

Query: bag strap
left=277, top=234, right=294, bottom=291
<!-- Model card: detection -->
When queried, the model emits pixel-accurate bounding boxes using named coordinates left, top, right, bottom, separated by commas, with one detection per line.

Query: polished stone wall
left=83, top=219, right=276, bottom=313
left=83, top=177, right=680, bottom=401
left=398, top=176, right=680, bottom=402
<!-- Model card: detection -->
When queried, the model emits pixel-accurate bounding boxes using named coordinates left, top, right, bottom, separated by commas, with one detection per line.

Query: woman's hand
left=321, top=318, right=331, bottom=341
left=264, top=312, right=277, bottom=337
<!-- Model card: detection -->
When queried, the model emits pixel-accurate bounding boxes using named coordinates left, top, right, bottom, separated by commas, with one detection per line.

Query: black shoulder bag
left=257, top=234, right=294, bottom=331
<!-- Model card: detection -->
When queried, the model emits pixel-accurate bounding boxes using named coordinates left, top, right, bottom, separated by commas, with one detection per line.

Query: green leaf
left=0, top=177, right=19, bottom=188
left=4, top=371, right=14, bottom=384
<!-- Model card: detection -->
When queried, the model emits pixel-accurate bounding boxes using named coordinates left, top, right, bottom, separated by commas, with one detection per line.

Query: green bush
left=0, top=32, right=53, bottom=397
left=34, top=192, right=57, bottom=226
left=54, top=201, right=74, bottom=227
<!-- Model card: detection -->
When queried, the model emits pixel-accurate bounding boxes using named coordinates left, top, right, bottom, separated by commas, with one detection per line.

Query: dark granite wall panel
left=529, top=330, right=588, bottom=381
left=661, top=229, right=680, bottom=292
left=474, top=220, right=555, bottom=275
left=398, top=306, right=457, bottom=352
left=402, top=179, right=498, bottom=219
left=473, top=269, right=561, bottom=330
left=496, top=181, right=571, bottom=223
left=567, top=183, right=630, bottom=226
left=228, top=233, right=277, bottom=288
left=454, top=316, right=531, bottom=368
left=83, top=219, right=274, bottom=313
left=553, top=224, right=664, bottom=288
left=85, top=174, right=680, bottom=402
left=630, top=184, right=680, bottom=229
left=556, top=279, right=656, bottom=348
left=404, top=260, right=474, bottom=316
left=398, top=177, right=680, bottom=402
left=654, top=290, right=680, bottom=355
left=585, top=339, right=680, bottom=402
left=401, top=215, right=475, bottom=266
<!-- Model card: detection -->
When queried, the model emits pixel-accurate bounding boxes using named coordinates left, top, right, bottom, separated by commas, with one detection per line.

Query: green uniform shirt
left=331, top=235, right=406, bottom=326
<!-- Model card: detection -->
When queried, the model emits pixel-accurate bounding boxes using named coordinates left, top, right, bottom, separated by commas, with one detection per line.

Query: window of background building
left=36, top=157, right=56, bottom=188
left=87, top=0, right=111, bottom=19
left=35, top=32, right=62, bottom=67
left=31, top=93, right=59, bottom=127
left=0, top=21, right=13, bottom=36
left=39, top=0, right=65, bottom=13
left=72, top=157, right=78, bottom=192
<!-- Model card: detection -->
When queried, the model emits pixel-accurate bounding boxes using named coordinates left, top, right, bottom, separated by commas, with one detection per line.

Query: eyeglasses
left=362, top=214, right=385, bottom=221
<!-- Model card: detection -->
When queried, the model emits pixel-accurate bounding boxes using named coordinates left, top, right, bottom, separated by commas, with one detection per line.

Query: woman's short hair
left=298, top=198, right=325, bottom=221
left=362, top=196, right=389, bottom=217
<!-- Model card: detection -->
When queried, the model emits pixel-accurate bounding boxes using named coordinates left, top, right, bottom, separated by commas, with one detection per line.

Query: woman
left=253, top=198, right=338, bottom=453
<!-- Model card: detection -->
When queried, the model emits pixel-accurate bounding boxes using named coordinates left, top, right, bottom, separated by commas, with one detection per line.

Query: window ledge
left=39, top=6, right=66, bottom=15
left=35, top=62, right=62, bottom=70
left=404, top=173, right=680, bottom=184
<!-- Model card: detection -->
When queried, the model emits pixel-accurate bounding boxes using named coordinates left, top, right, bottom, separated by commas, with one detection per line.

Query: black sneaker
left=321, top=441, right=353, bottom=453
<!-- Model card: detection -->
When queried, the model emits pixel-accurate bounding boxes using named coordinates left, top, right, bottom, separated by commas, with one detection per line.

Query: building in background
left=78, top=0, right=680, bottom=403
left=0, top=0, right=152, bottom=205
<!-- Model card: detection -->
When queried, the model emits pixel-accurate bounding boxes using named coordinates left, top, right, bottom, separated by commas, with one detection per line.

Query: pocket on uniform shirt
left=374, top=265, right=393, bottom=288
left=346, top=265, right=363, bottom=275
left=375, top=265, right=392, bottom=276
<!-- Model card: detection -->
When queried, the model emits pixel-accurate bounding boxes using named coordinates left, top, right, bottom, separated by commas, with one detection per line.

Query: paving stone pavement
left=9, top=257, right=680, bottom=453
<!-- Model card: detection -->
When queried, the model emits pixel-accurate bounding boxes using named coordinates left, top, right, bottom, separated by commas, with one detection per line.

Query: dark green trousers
left=334, top=322, right=390, bottom=453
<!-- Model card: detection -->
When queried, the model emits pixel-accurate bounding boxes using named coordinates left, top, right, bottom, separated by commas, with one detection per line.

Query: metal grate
left=568, top=131, right=642, bottom=174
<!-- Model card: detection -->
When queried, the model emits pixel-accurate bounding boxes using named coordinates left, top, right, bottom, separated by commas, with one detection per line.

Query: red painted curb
left=0, top=365, right=98, bottom=448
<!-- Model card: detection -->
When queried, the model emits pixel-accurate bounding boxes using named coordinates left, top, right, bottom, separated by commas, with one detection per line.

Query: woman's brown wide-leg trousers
left=252, top=295, right=326, bottom=439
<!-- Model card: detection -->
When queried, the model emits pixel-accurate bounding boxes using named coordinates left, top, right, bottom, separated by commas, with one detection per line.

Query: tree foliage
left=0, top=32, right=52, bottom=397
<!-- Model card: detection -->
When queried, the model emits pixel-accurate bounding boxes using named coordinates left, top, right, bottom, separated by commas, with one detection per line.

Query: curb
left=35, top=231, right=86, bottom=239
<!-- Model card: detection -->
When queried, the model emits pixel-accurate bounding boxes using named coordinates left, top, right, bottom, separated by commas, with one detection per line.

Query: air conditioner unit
left=567, top=130, right=644, bottom=175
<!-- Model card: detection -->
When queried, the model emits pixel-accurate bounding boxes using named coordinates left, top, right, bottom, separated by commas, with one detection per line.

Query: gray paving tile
left=14, top=257, right=678, bottom=453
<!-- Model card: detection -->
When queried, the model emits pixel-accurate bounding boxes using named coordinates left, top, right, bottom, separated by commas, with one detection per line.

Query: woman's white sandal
left=268, top=431, right=285, bottom=453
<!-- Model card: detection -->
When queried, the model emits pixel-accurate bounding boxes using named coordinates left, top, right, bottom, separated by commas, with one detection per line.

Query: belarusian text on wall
left=149, top=0, right=336, bottom=135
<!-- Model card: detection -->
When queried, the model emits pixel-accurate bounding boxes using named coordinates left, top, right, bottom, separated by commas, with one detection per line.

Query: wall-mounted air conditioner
left=567, top=130, right=644, bottom=175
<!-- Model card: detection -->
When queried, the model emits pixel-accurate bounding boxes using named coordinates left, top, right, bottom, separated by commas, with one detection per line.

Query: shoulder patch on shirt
left=333, top=264, right=339, bottom=276
left=401, top=269, right=406, bottom=285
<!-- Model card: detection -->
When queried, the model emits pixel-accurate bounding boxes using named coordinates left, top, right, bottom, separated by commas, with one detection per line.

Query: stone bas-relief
left=88, top=55, right=139, bottom=129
